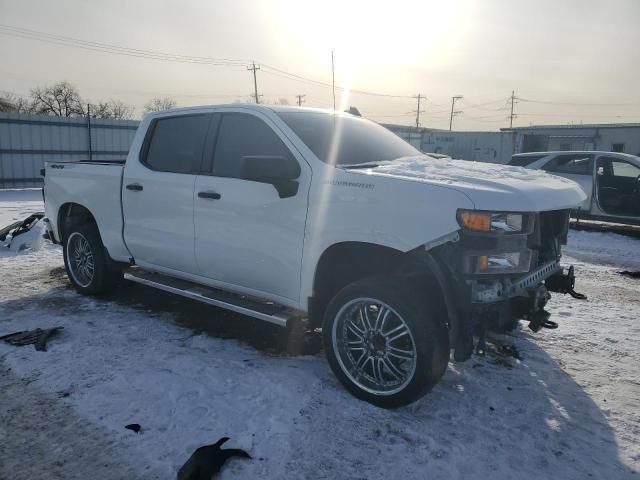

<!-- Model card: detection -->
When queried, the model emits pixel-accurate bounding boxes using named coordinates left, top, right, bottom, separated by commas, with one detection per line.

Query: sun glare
left=270, top=0, right=472, bottom=72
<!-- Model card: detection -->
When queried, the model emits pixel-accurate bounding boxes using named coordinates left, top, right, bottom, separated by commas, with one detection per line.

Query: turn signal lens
left=477, top=255, right=489, bottom=271
left=459, top=211, right=491, bottom=232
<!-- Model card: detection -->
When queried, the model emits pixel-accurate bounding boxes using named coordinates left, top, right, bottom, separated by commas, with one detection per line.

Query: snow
left=353, top=155, right=586, bottom=212
left=361, top=155, right=575, bottom=185
left=1, top=189, right=639, bottom=479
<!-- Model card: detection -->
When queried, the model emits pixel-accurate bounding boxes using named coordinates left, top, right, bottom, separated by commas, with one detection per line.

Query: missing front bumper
left=470, top=260, right=562, bottom=303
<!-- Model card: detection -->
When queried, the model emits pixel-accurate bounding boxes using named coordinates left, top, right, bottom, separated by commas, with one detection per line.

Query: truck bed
left=43, top=161, right=131, bottom=262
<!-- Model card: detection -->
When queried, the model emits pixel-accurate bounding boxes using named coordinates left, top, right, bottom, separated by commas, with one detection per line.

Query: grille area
left=529, top=209, right=570, bottom=266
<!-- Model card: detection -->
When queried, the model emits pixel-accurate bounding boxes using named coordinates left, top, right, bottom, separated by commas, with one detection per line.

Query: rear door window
left=211, top=113, right=294, bottom=178
left=143, top=114, right=211, bottom=173
left=543, top=154, right=593, bottom=175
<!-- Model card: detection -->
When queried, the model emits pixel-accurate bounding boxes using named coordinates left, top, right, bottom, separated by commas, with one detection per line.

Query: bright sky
left=1, top=0, right=639, bottom=130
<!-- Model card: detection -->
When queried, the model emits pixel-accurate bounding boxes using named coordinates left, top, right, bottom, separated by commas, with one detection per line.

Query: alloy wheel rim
left=332, top=298, right=417, bottom=396
left=67, top=232, right=95, bottom=288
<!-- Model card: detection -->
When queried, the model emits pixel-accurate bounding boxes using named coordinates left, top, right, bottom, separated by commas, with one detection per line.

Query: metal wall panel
left=0, top=112, right=139, bottom=188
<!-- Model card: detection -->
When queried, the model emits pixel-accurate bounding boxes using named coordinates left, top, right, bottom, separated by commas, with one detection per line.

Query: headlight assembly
left=457, top=210, right=533, bottom=234
left=466, top=250, right=533, bottom=274
left=457, top=209, right=535, bottom=275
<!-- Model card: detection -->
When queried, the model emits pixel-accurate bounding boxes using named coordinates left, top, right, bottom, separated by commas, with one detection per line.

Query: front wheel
left=63, top=223, right=122, bottom=295
left=322, top=276, right=449, bottom=408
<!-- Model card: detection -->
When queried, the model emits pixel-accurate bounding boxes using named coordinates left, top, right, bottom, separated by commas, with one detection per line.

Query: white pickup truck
left=44, top=105, right=586, bottom=407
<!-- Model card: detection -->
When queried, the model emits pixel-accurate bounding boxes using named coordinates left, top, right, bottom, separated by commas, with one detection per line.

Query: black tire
left=322, top=275, right=449, bottom=408
left=62, top=222, right=122, bottom=295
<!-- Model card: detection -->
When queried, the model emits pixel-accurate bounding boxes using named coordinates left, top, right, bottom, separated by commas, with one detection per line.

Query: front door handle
left=126, top=183, right=143, bottom=191
left=198, top=191, right=221, bottom=200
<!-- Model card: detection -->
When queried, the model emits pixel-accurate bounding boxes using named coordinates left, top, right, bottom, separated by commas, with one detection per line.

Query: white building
left=384, top=122, right=640, bottom=164
left=508, top=123, right=640, bottom=157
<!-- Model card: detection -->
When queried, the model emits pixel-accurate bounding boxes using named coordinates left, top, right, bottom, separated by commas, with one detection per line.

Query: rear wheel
left=322, top=276, right=449, bottom=408
left=63, top=223, right=122, bottom=295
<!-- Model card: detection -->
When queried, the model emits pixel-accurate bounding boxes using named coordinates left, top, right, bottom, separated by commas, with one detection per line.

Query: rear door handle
left=126, top=183, right=143, bottom=191
left=198, top=191, right=221, bottom=200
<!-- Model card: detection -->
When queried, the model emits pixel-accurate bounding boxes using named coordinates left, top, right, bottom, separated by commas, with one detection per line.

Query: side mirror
left=241, top=155, right=301, bottom=198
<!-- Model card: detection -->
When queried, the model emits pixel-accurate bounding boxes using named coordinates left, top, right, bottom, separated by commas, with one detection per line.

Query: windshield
left=277, top=112, right=421, bottom=166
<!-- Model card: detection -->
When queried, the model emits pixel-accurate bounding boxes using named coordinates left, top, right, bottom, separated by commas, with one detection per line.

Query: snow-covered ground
left=0, top=189, right=638, bottom=479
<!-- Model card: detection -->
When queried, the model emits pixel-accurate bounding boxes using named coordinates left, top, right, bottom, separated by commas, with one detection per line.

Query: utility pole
left=247, top=62, right=261, bottom=104
left=413, top=94, right=425, bottom=128
left=296, top=94, right=306, bottom=107
left=86, top=103, right=92, bottom=162
left=331, top=50, right=336, bottom=111
left=449, top=95, right=463, bottom=131
left=509, top=90, right=517, bottom=128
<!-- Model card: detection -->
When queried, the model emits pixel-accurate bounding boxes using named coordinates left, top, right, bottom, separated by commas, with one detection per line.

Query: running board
left=123, top=269, right=297, bottom=327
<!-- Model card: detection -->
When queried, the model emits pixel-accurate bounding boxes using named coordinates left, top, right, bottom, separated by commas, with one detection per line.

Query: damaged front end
left=427, top=209, right=586, bottom=361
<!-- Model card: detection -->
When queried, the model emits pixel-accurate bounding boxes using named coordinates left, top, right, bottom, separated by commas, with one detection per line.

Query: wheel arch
left=57, top=202, right=98, bottom=242
left=308, top=241, right=453, bottom=329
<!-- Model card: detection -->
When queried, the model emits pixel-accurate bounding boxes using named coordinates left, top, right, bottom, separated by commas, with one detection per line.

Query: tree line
left=0, top=81, right=176, bottom=119
left=0, top=80, right=302, bottom=120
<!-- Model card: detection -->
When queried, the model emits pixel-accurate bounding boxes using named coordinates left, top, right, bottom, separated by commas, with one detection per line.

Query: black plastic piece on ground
left=177, top=437, right=251, bottom=480
left=0, top=326, right=64, bottom=351
left=0, top=213, right=45, bottom=243
left=125, top=423, right=141, bottom=433
left=618, top=270, right=640, bottom=278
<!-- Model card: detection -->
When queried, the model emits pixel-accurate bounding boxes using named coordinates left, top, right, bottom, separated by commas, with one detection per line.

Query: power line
left=460, top=97, right=509, bottom=109
left=0, top=24, right=248, bottom=66
left=0, top=24, right=419, bottom=100
left=517, top=112, right=640, bottom=118
left=261, top=64, right=416, bottom=99
left=295, top=94, right=306, bottom=107
left=518, top=97, right=640, bottom=107
left=3, top=24, right=639, bottom=122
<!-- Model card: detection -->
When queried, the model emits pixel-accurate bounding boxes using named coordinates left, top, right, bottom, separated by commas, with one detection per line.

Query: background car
left=509, top=151, right=640, bottom=225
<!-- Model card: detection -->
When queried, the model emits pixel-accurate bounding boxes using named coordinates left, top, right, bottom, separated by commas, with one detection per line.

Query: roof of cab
left=145, top=103, right=347, bottom=118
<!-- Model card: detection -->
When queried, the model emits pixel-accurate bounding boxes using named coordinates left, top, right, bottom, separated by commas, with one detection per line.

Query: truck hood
left=356, top=156, right=587, bottom=212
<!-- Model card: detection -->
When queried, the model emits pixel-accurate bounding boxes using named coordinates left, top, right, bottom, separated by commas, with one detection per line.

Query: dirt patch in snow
left=0, top=365, right=162, bottom=480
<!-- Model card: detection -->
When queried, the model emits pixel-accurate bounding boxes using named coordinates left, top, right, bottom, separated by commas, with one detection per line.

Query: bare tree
left=275, top=98, right=290, bottom=105
left=0, top=93, right=31, bottom=113
left=109, top=100, right=134, bottom=119
left=143, top=97, right=177, bottom=113
left=30, top=81, right=84, bottom=117
left=88, top=100, right=134, bottom=119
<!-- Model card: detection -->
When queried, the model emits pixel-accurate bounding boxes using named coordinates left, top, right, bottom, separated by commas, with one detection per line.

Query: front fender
left=299, top=168, right=473, bottom=303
